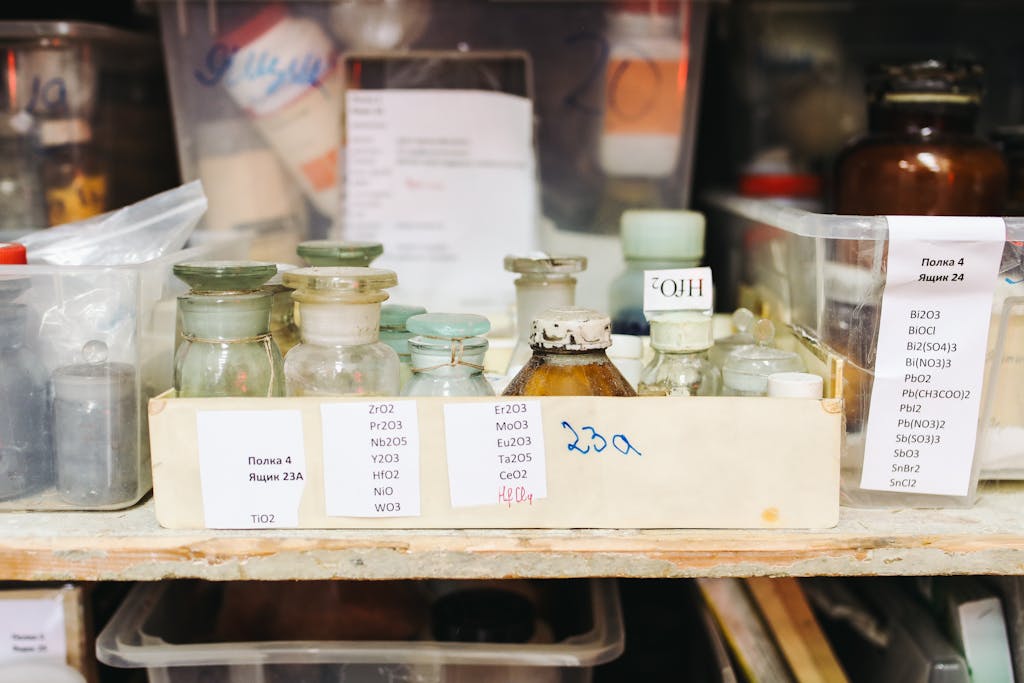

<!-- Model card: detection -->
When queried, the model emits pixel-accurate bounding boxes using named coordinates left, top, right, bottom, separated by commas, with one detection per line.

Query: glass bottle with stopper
left=52, top=340, right=139, bottom=507
left=380, top=304, right=427, bottom=390
left=297, top=240, right=383, bottom=267
left=722, top=319, right=805, bottom=396
left=402, top=313, right=495, bottom=397
left=504, top=254, right=587, bottom=376
left=174, top=261, right=285, bottom=398
left=639, top=311, right=721, bottom=397
left=709, top=307, right=757, bottom=370
left=283, top=267, right=400, bottom=396
left=264, top=264, right=300, bottom=356
left=503, top=306, right=637, bottom=397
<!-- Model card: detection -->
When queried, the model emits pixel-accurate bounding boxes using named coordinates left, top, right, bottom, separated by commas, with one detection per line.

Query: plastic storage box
left=97, top=579, right=624, bottom=682
left=705, top=192, right=1024, bottom=507
left=0, top=234, right=247, bottom=511
left=0, top=22, right=178, bottom=231
left=149, top=0, right=709, bottom=312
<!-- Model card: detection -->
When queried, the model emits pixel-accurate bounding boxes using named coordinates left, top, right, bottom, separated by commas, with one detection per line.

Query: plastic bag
left=19, top=181, right=207, bottom=266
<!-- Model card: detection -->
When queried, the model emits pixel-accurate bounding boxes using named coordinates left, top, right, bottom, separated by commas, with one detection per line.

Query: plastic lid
left=621, top=210, right=705, bottom=260
left=530, top=307, right=611, bottom=351
left=297, top=240, right=384, bottom=267
left=868, top=59, right=983, bottom=103
left=739, top=173, right=822, bottom=199
left=220, top=3, right=288, bottom=47
left=0, top=663, right=87, bottom=683
left=431, top=589, right=535, bottom=644
left=173, top=261, right=277, bottom=293
left=504, top=253, right=587, bottom=275
left=649, top=311, right=714, bottom=352
left=407, top=313, right=490, bottom=339
left=0, top=242, right=27, bottom=264
left=768, top=372, right=824, bottom=399
left=608, top=333, right=643, bottom=359
left=38, top=118, right=92, bottom=147
left=283, top=267, right=397, bottom=304
left=380, top=304, right=428, bottom=331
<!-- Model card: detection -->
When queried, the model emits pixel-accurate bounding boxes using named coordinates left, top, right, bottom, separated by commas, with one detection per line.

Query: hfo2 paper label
left=321, top=401, right=421, bottom=517
left=0, top=599, right=66, bottom=663
left=861, top=216, right=1005, bottom=496
left=197, top=410, right=306, bottom=528
left=643, top=267, right=714, bottom=312
left=443, top=400, right=547, bottom=508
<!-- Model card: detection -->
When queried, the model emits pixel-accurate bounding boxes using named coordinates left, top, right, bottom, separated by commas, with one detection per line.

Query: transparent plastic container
left=705, top=191, right=1024, bottom=506
left=147, top=0, right=710, bottom=280
left=0, top=234, right=246, bottom=510
left=0, top=22, right=177, bottom=228
left=96, top=579, right=624, bottom=683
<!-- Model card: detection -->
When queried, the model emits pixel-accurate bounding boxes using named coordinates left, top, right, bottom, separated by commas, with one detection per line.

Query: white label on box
left=861, top=216, right=1005, bottom=496
left=197, top=410, right=306, bottom=528
left=344, top=89, right=536, bottom=313
left=443, top=400, right=547, bottom=508
left=0, top=599, right=66, bottom=663
left=643, top=267, right=714, bottom=312
left=320, top=401, right=421, bottom=517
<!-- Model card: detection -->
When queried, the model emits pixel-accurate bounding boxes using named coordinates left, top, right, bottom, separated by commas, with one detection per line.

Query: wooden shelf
left=3, top=482, right=1024, bottom=581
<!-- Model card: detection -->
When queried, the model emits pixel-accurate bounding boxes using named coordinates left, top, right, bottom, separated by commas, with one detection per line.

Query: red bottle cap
left=0, top=242, right=27, bottom=265
left=739, top=173, right=822, bottom=199
left=615, top=0, right=680, bottom=15
left=220, top=3, right=289, bottom=48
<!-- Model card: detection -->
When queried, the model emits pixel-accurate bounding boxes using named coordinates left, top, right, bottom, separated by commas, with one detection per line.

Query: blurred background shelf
left=3, top=481, right=1024, bottom=581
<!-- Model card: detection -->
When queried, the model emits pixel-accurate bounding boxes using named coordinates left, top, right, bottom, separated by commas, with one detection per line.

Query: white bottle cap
left=767, top=372, right=824, bottom=399
left=608, top=333, right=643, bottom=360
left=530, top=307, right=611, bottom=351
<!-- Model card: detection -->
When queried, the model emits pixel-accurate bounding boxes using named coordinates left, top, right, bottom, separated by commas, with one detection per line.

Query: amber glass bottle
left=836, top=60, right=1006, bottom=222
left=503, top=307, right=637, bottom=397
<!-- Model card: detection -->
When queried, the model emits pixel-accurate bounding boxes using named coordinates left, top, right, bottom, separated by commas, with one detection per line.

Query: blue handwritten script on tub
left=26, top=76, right=68, bottom=115
left=194, top=43, right=327, bottom=98
left=1007, top=275, right=1023, bottom=285
left=560, top=420, right=642, bottom=456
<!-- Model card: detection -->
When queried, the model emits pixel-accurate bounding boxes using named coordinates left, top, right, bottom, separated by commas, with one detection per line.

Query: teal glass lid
left=297, top=240, right=384, bottom=267
left=408, top=313, right=491, bottom=339
left=381, top=304, right=428, bottom=331
left=173, top=261, right=277, bottom=292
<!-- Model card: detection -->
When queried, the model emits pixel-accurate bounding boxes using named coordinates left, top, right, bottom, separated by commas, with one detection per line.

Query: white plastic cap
left=608, top=333, right=643, bottom=360
left=768, top=372, right=824, bottom=399
left=621, top=210, right=705, bottom=261
left=649, top=311, right=714, bottom=352
left=530, top=307, right=611, bottom=351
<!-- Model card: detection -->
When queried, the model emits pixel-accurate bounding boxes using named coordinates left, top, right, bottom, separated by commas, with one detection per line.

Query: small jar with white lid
left=639, top=311, right=720, bottom=397
left=722, top=320, right=805, bottom=397
left=283, top=267, right=399, bottom=397
left=402, top=313, right=494, bottom=398
left=767, top=372, right=824, bottom=399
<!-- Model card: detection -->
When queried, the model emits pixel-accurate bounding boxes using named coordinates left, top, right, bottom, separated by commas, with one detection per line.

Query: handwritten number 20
left=561, top=421, right=641, bottom=456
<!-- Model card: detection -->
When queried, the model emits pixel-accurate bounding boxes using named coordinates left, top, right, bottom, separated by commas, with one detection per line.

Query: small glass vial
left=52, top=341, right=138, bottom=507
left=380, top=304, right=427, bottom=389
left=504, top=254, right=587, bottom=375
left=639, top=312, right=721, bottom=397
left=709, top=308, right=757, bottom=370
left=284, top=267, right=400, bottom=397
left=174, top=261, right=285, bottom=398
left=503, top=307, right=637, bottom=397
left=297, top=240, right=383, bottom=267
left=402, top=313, right=495, bottom=398
left=609, top=210, right=705, bottom=335
left=722, top=320, right=805, bottom=397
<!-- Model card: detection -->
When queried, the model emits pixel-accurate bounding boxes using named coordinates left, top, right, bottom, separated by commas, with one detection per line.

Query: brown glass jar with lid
left=835, top=60, right=1007, bottom=220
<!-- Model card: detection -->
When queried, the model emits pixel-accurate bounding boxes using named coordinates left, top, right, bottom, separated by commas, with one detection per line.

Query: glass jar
left=173, top=261, right=285, bottom=398
left=639, top=312, right=721, bottom=397
left=722, top=320, right=805, bottom=397
left=39, top=118, right=108, bottom=226
left=402, top=313, right=494, bottom=398
left=297, top=240, right=383, bottom=267
left=283, top=267, right=399, bottom=397
left=504, top=254, right=587, bottom=375
left=503, top=307, right=636, bottom=397
left=380, top=304, right=428, bottom=390
left=835, top=60, right=1007, bottom=222
left=0, top=301, right=52, bottom=500
left=265, top=265, right=300, bottom=356
left=609, top=210, right=705, bottom=335
left=708, top=308, right=757, bottom=370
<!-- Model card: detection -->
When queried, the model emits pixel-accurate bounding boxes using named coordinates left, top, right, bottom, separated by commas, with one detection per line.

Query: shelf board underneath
left=3, top=482, right=1024, bottom=581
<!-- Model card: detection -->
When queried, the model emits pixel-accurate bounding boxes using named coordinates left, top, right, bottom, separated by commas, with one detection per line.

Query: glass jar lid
left=649, top=311, right=714, bottom=352
left=530, top=306, right=611, bottom=351
left=283, top=266, right=397, bottom=304
left=503, top=253, right=587, bottom=275
left=297, top=240, right=384, bottom=267
left=173, top=261, right=277, bottom=293
left=868, top=59, right=983, bottom=104
left=408, top=313, right=490, bottom=339
left=52, top=341, right=135, bottom=401
left=381, top=304, right=428, bottom=332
